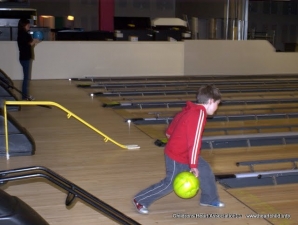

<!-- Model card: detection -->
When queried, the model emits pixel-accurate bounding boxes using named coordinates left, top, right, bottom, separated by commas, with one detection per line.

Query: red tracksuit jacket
left=165, top=101, right=207, bottom=168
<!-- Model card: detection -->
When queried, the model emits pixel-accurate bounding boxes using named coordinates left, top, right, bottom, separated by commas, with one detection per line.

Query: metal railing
left=0, top=166, right=141, bottom=225
left=3, top=101, right=140, bottom=159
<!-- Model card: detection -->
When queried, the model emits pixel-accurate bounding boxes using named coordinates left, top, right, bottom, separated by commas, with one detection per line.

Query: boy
left=133, top=84, right=223, bottom=214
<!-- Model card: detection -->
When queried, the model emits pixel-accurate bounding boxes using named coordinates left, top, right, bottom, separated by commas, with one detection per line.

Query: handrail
left=0, top=166, right=141, bottom=225
left=3, top=101, right=140, bottom=159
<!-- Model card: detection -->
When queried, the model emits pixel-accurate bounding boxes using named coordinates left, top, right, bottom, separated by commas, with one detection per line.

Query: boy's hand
left=190, top=168, right=199, bottom=177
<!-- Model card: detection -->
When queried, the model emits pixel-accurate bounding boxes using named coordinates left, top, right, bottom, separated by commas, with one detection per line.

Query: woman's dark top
left=17, top=30, right=33, bottom=60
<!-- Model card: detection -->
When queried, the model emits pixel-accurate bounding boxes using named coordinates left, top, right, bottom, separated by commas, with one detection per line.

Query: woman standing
left=17, top=18, right=39, bottom=100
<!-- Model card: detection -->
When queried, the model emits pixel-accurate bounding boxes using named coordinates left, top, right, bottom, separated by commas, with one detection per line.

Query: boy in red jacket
left=133, top=85, right=223, bottom=214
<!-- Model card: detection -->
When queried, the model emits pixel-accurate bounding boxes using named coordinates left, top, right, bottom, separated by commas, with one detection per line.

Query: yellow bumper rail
left=3, top=101, right=140, bottom=159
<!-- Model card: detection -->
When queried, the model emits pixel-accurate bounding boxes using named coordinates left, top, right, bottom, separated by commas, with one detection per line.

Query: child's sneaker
left=200, top=201, right=225, bottom=208
left=132, top=199, right=149, bottom=214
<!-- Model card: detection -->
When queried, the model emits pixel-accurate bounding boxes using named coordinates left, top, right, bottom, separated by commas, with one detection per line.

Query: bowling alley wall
left=0, top=39, right=298, bottom=80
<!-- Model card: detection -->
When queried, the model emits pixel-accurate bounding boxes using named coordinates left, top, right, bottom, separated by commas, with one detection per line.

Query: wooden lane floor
left=74, top=76, right=298, bottom=224
left=72, top=74, right=298, bottom=92
left=93, top=92, right=298, bottom=109
left=226, top=184, right=297, bottom=224
left=71, top=75, right=298, bottom=89
left=201, top=143, right=298, bottom=174
left=135, top=116, right=298, bottom=142
left=0, top=79, right=279, bottom=225
left=77, top=82, right=298, bottom=93
left=74, top=77, right=297, bottom=101
left=91, top=81, right=298, bottom=90
left=74, top=78, right=298, bottom=108
left=107, top=102, right=298, bottom=154
left=88, top=86, right=298, bottom=100
left=77, top=86, right=298, bottom=108
left=112, top=103, right=298, bottom=120
left=95, top=91, right=298, bottom=105
left=71, top=74, right=298, bottom=85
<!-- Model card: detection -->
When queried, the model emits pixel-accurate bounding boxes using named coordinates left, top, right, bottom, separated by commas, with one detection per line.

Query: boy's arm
left=188, top=110, right=205, bottom=169
left=165, top=112, right=182, bottom=138
left=166, top=118, right=176, bottom=138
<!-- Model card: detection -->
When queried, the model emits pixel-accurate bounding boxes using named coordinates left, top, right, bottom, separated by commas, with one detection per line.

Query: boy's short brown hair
left=196, top=84, right=221, bottom=104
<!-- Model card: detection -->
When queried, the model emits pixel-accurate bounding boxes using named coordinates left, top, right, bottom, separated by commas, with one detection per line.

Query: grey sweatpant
left=134, top=154, right=219, bottom=208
